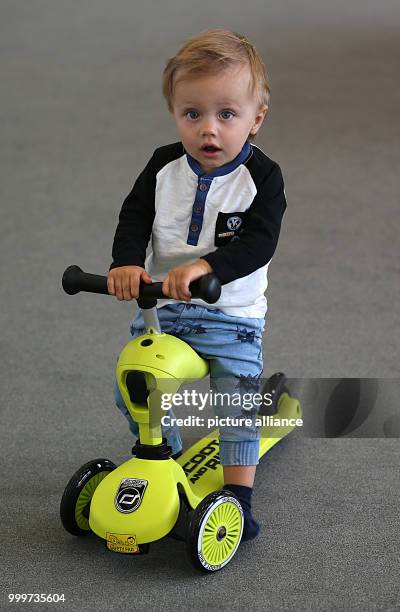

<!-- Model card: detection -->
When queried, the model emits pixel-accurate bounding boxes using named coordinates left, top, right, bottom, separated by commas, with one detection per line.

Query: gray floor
left=1, top=2, right=399, bottom=610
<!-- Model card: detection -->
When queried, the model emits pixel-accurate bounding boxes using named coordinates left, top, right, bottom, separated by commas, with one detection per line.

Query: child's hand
left=107, top=266, right=152, bottom=301
left=162, top=259, right=213, bottom=302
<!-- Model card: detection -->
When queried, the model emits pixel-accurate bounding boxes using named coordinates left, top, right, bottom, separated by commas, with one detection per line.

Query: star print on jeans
left=237, top=329, right=256, bottom=343
left=176, top=322, right=207, bottom=334
left=190, top=323, right=207, bottom=334
left=235, top=373, right=262, bottom=393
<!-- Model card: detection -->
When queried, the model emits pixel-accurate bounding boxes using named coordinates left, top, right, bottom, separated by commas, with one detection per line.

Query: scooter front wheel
left=186, top=490, right=244, bottom=572
left=60, top=458, right=116, bottom=536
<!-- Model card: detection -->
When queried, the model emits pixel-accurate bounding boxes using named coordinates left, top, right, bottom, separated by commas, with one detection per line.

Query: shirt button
left=193, top=206, right=201, bottom=213
left=191, top=224, right=199, bottom=232
left=199, top=183, right=207, bottom=191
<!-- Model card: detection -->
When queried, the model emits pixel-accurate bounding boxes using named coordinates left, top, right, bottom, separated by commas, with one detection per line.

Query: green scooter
left=60, top=266, right=302, bottom=572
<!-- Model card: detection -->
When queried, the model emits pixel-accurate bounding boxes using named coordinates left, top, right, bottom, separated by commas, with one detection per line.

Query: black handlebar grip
left=62, top=266, right=221, bottom=304
left=62, top=265, right=109, bottom=295
left=188, top=273, right=221, bottom=303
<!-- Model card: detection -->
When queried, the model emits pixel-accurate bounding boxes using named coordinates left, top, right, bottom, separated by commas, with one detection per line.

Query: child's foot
left=241, top=514, right=260, bottom=541
left=223, top=483, right=260, bottom=542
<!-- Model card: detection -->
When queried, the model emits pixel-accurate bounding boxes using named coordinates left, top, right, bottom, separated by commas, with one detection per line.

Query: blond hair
left=162, top=29, right=270, bottom=114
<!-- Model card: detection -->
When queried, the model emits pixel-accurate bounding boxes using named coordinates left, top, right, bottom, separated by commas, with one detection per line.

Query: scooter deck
left=176, top=392, right=302, bottom=500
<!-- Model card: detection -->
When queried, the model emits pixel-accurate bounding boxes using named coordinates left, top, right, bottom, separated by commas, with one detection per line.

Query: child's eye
left=219, top=110, right=234, bottom=120
left=185, top=111, right=199, bottom=120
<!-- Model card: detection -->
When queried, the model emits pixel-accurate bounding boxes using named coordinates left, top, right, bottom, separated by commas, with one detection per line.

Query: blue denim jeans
left=114, top=303, right=265, bottom=465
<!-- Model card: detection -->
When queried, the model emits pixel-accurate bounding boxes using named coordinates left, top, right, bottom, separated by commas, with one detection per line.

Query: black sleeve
left=201, top=163, right=287, bottom=285
left=109, top=153, right=157, bottom=270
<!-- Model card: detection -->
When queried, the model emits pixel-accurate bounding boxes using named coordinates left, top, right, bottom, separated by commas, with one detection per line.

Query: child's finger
left=129, top=274, right=139, bottom=298
left=114, top=276, right=123, bottom=300
left=180, top=278, right=192, bottom=301
left=107, top=275, right=115, bottom=296
left=179, top=273, right=192, bottom=301
left=142, top=271, right=152, bottom=284
left=162, top=277, right=170, bottom=297
left=122, top=275, right=133, bottom=301
left=169, top=277, right=178, bottom=300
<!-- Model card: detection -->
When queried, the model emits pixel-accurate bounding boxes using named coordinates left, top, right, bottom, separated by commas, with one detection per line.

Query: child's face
left=172, top=63, right=267, bottom=174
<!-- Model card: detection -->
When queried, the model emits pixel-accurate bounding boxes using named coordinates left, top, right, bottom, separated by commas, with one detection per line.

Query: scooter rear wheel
left=260, top=372, right=289, bottom=415
left=186, top=490, right=244, bottom=572
left=60, top=458, right=116, bottom=536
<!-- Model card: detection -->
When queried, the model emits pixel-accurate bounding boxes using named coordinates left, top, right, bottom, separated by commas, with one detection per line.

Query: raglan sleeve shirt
left=110, top=144, right=287, bottom=292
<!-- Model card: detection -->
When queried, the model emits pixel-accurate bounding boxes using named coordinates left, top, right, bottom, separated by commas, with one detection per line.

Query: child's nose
left=200, top=116, right=217, bottom=135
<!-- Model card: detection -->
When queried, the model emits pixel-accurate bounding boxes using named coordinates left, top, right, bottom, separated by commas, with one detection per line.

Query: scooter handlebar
left=62, top=265, right=222, bottom=304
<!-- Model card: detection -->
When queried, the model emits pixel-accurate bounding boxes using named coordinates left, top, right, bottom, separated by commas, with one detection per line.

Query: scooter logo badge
left=115, top=478, right=148, bottom=514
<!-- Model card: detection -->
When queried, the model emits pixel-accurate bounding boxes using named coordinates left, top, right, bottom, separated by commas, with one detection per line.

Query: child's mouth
left=201, top=145, right=221, bottom=157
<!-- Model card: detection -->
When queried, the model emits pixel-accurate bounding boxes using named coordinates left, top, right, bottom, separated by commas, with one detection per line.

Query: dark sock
left=223, top=484, right=260, bottom=542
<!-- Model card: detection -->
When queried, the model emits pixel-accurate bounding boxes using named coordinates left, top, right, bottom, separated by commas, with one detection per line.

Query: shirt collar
left=185, top=141, right=252, bottom=178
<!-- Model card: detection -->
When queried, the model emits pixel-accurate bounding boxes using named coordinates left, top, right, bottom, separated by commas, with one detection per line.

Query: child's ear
left=250, top=104, right=268, bottom=136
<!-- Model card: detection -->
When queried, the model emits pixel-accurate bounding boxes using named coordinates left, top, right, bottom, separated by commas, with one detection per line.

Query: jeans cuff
left=219, top=439, right=260, bottom=466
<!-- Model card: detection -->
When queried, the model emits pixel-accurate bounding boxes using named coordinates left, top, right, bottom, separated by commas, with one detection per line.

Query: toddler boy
left=108, top=29, right=287, bottom=541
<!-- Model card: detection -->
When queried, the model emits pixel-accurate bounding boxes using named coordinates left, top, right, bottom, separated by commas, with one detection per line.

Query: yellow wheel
left=60, top=458, right=116, bottom=536
left=187, top=490, right=243, bottom=572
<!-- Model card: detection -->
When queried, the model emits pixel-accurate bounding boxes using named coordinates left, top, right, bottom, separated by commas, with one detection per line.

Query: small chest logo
left=226, top=216, right=242, bottom=231
left=115, top=478, right=148, bottom=514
